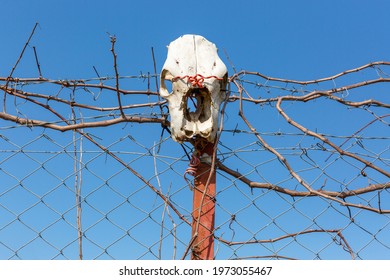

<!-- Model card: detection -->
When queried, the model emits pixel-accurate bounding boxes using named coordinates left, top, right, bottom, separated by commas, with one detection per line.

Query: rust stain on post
left=191, top=141, right=216, bottom=260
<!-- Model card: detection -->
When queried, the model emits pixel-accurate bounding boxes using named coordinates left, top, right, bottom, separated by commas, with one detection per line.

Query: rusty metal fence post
left=191, top=141, right=216, bottom=260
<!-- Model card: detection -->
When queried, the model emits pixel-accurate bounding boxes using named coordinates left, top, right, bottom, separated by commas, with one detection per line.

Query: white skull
left=160, top=34, right=228, bottom=143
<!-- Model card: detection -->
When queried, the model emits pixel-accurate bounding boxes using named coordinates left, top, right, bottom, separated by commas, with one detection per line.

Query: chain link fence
left=1, top=41, right=389, bottom=260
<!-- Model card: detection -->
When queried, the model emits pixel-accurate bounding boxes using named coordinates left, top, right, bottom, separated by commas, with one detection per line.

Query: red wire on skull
left=172, top=74, right=223, bottom=88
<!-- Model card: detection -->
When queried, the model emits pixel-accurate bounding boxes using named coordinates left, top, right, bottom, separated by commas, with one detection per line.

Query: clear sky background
left=0, top=0, right=389, bottom=260
left=2, top=0, right=389, bottom=80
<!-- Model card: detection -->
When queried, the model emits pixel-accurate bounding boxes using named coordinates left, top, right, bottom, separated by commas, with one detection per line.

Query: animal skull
left=160, top=34, right=228, bottom=143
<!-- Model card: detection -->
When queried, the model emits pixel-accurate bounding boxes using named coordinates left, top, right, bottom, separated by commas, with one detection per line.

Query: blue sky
left=2, top=0, right=389, bottom=79
left=1, top=0, right=389, bottom=260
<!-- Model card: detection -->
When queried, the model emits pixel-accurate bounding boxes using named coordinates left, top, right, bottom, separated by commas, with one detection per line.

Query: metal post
left=191, top=141, right=216, bottom=260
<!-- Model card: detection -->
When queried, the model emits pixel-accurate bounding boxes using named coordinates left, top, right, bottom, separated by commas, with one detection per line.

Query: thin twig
left=33, top=46, right=43, bottom=78
left=110, top=35, right=125, bottom=117
left=73, top=115, right=83, bottom=260
left=151, top=47, right=159, bottom=95
left=3, top=22, right=39, bottom=112
left=325, top=113, right=390, bottom=162
left=181, top=235, right=197, bottom=260
left=165, top=183, right=177, bottom=260
left=217, top=229, right=341, bottom=245
left=153, top=144, right=165, bottom=260
left=337, top=231, right=355, bottom=259
left=218, top=229, right=355, bottom=259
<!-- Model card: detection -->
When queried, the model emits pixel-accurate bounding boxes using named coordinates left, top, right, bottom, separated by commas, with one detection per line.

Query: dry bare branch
left=0, top=111, right=168, bottom=131
left=218, top=229, right=338, bottom=245
left=229, top=61, right=390, bottom=85
left=0, top=85, right=165, bottom=111
left=276, top=97, right=390, bottom=178
left=217, top=161, right=390, bottom=199
left=233, top=75, right=390, bottom=214
left=0, top=77, right=159, bottom=95
left=228, top=77, right=390, bottom=108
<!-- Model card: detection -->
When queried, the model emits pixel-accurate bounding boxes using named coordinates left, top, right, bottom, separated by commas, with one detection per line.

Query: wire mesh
left=1, top=58, right=389, bottom=259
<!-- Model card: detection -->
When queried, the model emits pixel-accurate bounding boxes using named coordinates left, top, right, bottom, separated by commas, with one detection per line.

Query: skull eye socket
left=160, top=69, right=174, bottom=97
left=164, top=80, right=173, bottom=94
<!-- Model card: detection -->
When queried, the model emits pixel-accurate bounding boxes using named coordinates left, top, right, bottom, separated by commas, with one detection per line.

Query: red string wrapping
left=173, top=74, right=223, bottom=88
left=184, top=152, right=201, bottom=190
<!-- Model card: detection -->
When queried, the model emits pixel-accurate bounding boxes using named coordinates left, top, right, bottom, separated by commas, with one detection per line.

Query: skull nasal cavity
left=184, top=88, right=211, bottom=123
